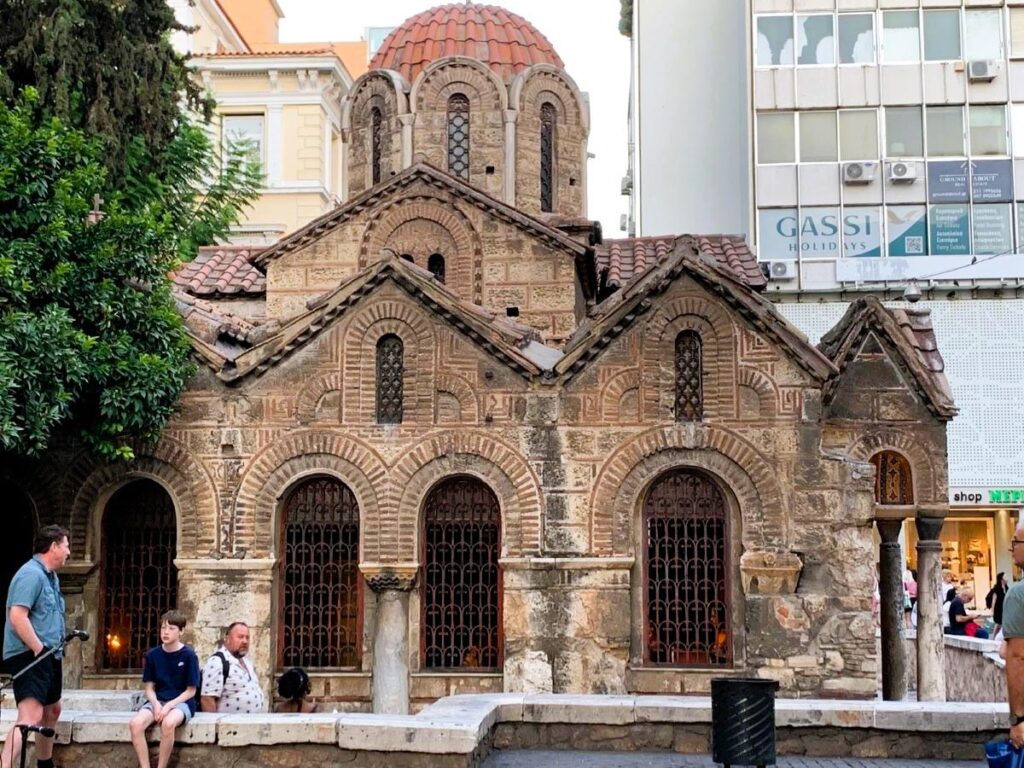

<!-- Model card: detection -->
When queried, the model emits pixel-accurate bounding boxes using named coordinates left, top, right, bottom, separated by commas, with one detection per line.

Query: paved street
left=483, top=752, right=984, bottom=768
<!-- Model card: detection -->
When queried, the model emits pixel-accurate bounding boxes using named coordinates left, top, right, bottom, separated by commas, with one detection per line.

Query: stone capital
left=915, top=516, right=945, bottom=543
left=739, top=550, right=802, bottom=595
left=398, top=114, right=415, bottom=127
left=876, top=519, right=904, bottom=544
left=503, top=109, right=519, bottom=124
left=361, top=563, right=419, bottom=593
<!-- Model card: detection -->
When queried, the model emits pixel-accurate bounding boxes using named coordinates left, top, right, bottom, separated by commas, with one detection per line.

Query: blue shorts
left=141, top=701, right=193, bottom=725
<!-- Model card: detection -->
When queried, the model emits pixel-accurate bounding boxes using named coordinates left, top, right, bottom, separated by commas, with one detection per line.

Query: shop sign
left=758, top=207, right=881, bottom=258
left=886, top=206, right=927, bottom=257
left=971, top=159, right=1014, bottom=203
left=929, top=204, right=970, bottom=256
left=949, top=487, right=1024, bottom=505
left=928, top=161, right=969, bottom=203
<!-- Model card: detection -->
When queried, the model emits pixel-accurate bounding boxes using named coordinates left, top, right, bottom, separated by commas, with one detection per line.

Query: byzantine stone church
left=2, top=4, right=957, bottom=711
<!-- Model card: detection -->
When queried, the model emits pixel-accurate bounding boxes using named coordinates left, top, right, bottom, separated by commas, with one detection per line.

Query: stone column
left=503, top=109, right=518, bottom=206
left=399, top=114, right=414, bottom=170
left=876, top=519, right=907, bottom=701
left=363, top=565, right=417, bottom=715
left=915, top=516, right=946, bottom=702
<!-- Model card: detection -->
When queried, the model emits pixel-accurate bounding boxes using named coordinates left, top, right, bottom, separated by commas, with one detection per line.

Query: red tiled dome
left=369, top=3, right=565, bottom=83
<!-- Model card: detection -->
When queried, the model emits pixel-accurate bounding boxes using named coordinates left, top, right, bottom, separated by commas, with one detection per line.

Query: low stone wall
left=0, top=693, right=1009, bottom=766
left=904, top=630, right=1006, bottom=702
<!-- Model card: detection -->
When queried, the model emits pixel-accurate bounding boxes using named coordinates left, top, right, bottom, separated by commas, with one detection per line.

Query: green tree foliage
left=0, top=91, right=259, bottom=459
left=0, top=0, right=213, bottom=177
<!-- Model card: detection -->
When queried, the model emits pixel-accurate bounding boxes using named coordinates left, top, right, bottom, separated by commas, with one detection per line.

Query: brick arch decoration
left=232, top=430, right=388, bottom=560
left=512, top=66, right=587, bottom=217
left=591, top=425, right=786, bottom=557
left=67, top=437, right=218, bottom=561
left=600, top=367, right=642, bottom=422
left=435, top=372, right=479, bottom=423
left=294, top=373, right=345, bottom=424
left=642, top=295, right=738, bottom=422
left=390, top=431, right=544, bottom=561
left=736, top=365, right=780, bottom=420
left=410, top=57, right=508, bottom=114
left=359, top=195, right=483, bottom=302
left=341, top=300, right=436, bottom=425
left=1, top=456, right=60, bottom=531
left=343, top=70, right=408, bottom=196
left=844, top=430, right=940, bottom=506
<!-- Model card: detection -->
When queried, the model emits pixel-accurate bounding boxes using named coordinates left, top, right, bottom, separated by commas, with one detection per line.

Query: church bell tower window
left=540, top=103, right=556, bottom=212
left=447, top=94, right=470, bottom=181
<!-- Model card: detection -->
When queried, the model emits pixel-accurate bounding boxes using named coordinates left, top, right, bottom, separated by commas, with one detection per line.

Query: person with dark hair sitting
left=273, top=667, right=316, bottom=713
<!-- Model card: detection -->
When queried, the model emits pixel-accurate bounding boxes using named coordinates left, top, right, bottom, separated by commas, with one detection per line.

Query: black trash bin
left=710, top=677, right=779, bottom=768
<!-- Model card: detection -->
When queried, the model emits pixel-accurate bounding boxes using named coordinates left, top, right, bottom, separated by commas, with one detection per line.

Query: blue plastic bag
left=986, top=738, right=1024, bottom=768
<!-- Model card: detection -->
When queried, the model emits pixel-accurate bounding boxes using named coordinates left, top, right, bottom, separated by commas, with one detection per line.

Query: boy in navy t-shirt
left=128, top=610, right=200, bottom=768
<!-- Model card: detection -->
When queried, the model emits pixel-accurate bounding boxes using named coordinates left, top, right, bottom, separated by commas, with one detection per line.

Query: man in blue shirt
left=1, top=525, right=71, bottom=768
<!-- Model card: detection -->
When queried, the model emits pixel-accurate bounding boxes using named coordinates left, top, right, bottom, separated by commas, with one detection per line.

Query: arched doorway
left=279, top=476, right=361, bottom=669
left=421, top=476, right=501, bottom=670
left=100, top=479, right=178, bottom=670
left=870, top=450, right=914, bottom=505
left=643, top=469, right=731, bottom=667
left=0, top=483, right=36, bottom=645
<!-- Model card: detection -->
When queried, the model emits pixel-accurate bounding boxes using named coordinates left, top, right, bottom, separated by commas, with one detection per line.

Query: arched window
left=644, top=469, right=730, bottom=667
left=400, top=253, right=415, bottom=263
left=674, top=330, right=703, bottom=421
left=371, top=107, right=383, bottom=185
left=871, top=451, right=914, bottom=505
left=376, top=334, right=404, bottom=424
left=280, top=476, right=361, bottom=669
left=0, top=483, right=34, bottom=646
left=427, top=253, right=446, bottom=283
left=422, top=476, right=501, bottom=670
left=540, top=102, right=557, bottom=212
left=447, top=94, right=470, bottom=180
left=101, top=479, right=177, bottom=670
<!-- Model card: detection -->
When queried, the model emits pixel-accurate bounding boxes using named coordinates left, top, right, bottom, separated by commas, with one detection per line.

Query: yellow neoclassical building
left=174, top=0, right=368, bottom=243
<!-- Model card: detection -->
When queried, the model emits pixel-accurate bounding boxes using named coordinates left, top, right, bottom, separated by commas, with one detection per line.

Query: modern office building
left=626, top=0, right=1024, bottom=589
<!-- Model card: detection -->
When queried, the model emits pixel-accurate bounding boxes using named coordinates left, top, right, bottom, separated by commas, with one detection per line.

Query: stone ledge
left=1, top=690, right=140, bottom=711
left=0, top=694, right=1012, bottom=755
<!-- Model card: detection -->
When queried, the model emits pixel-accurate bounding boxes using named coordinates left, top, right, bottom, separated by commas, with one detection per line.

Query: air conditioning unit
left=620, top=173, right=633, bottom=195
left=768, top=260, right=797, bottom=281
left=968, top=60, right=998, bottom=82
left=888, top=161, right=917, bottom=183
left=842, top=161, right=877, bottom=184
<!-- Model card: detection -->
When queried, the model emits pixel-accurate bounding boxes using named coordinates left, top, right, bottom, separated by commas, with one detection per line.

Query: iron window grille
left=371, top=107, right=383, bottom=185
left=447, top=94, right=471, bottom=180
left=376, top=334, right=404, bottom=424
left=644, top=470, right=731, bottom=667
left=422, top=476, right=501, bottom=670
left=540, top=102, right=556, bottom=212
left=101, top=479, right=178, bottom=671
left=280, top=476, right=361, bottom=669
left=674, top=330, right=703, bottom=421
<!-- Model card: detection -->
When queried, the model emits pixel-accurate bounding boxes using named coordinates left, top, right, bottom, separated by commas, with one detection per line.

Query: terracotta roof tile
left=369, top=3, right=564, bottom=83
left=596, top=235, right=766, bottom=291
left=172, top=246, right=266, bottom=297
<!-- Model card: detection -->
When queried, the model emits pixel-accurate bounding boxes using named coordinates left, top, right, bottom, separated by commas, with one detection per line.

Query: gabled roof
left=558, top=236, right=835, bottom=384
left=818, top=296, right=957, bottom=420
left=252, top=162, right=597, bottom=299
left=596, top=235, right=766, bottom=294
left=256, top=160, right=588, bottom=257
left=186, top=254, right=560, bottom=384
left=172, top=246, right=265, bottom=297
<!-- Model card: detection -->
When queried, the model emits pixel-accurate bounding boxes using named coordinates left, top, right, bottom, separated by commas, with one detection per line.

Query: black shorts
left=5, top=650, right=62, bottom=706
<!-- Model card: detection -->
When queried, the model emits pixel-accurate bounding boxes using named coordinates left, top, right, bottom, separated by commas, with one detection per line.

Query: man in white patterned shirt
left=199, top=622, right=265, bottom=713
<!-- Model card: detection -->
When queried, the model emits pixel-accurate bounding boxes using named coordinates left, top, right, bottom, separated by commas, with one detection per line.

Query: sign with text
left=972, top=203, right=1012, bottom=254
left=929, top=204, right=970, bottom=255
left=950, top=488, right=1024, bottom=506
left=928, top=160, right=969, bottom=203
left=758, top=208, right=881, bottom=258
left=970, top=159, right=1014, bottom=202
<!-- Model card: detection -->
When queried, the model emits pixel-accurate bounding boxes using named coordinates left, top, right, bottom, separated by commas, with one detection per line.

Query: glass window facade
left=752, top=6, right=1024, bottom=266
